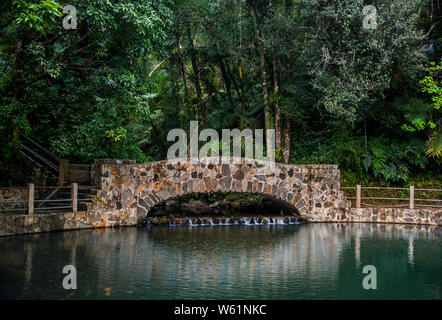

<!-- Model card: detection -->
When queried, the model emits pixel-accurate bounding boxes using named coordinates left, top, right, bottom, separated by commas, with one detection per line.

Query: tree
left=402, top=60, right=442, bottom=158
left=0, top=0, right=173, bottom=184
left=297, top=0, right=427, bottom=122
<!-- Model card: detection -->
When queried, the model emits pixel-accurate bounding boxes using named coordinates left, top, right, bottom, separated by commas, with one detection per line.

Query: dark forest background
left=0, top=0, right=441, bottom=187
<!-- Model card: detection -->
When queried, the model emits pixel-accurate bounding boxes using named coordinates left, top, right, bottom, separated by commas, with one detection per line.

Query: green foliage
left=361, top=137, right=429, bottom=184
left=0, top=0, right=173, bottom=176
left=15, top=0, right=63, bottom=33
left=291, top=122, right=430, bottom=185
left=402, top=60, right=442, bottom=158
left=275, top=147, right=284, bottom=163
left=0, top=0, right=441, bottom=187
left=298, top=0, right=425, bottom=122
left=400, top=98, right=430, bottom=132
left=420, top=61, right=442, bottom=111
left=426, top=131, right=442, bottom=158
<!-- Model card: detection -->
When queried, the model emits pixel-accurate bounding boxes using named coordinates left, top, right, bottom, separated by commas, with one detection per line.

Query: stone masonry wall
left=0, top=189, right=28, bottom=211
left=0, top=206, right=439, bottom=237
left=0, top=212, right=92, bottom=237
left=86, top=157, right=349, bottom=227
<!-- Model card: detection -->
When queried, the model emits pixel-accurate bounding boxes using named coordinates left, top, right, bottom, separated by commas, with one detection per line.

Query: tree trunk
left=248, top=1, right=273, bottom=153
left=177, top=34, right=192, bottom=115
left=219, top=59, right=236, bottom=109
left=283, top=113, right=290, bottom=164
left=219, top=59, right=231, bottom=98
left=364, top=119, right=368, bottom=150
left=282, top=0, right=292, bottom=164
left=187, top=25, right=206, bottom=129
left=273, top=59, right=281, bottom=150
left=226, top=61, right=248, bottom=122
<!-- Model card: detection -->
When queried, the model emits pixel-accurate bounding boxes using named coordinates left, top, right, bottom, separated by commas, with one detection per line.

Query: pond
left=0, top=223, right=440, bottom=299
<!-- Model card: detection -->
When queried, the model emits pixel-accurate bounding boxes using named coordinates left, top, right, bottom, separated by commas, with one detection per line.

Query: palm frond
left=426, top=131, right=442, bottom=158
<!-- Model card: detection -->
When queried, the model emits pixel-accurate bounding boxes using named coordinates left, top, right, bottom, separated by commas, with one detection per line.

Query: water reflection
left=408, top=236, right=414, bottom=265
left=0, top=223, right=440, bottom=299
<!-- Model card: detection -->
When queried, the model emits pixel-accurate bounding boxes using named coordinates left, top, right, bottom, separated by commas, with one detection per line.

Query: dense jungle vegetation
left=0, top=0, right=441, bottom=187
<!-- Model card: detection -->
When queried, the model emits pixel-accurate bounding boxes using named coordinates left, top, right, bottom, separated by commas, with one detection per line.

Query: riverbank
left=0, top=206, right=440, bottom=237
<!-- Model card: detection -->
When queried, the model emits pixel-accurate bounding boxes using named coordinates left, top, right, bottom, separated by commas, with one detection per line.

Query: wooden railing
left=0, top=184, right=97, bottom=215
left=58, top=161, right=91, bottom=185
left=342, top=185, right=442, bottom=209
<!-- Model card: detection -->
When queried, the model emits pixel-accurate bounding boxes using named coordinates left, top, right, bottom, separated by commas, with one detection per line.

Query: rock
left=210, top=201, right=220, bottom=208
left=221, top=164, right=231, bottom=176
left=185, top=201, right=211, bottom=214
left=151, top=217, right=159, bottom=224
left=225, top=193, right=241, bottom=201
left=232, top=170, right=245, bottom=180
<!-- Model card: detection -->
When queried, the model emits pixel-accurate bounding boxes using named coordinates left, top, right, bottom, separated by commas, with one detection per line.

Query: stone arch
left=143, top=190, right=301, bottom=217
left=137, top=182, right=303, bottom=217
left=135, top=158, right=332, bottom=219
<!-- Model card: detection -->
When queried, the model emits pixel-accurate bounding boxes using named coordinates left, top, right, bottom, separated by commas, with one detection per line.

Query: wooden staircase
left=18, top=135, right=98, bottom=212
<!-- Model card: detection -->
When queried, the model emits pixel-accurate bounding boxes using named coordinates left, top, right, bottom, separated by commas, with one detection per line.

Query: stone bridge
left=1, top=158, right=439, bottom=237
left=86, top=158, right=350, bottom=227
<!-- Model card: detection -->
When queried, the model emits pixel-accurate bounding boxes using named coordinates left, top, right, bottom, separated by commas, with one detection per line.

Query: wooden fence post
left=28, top=183, right=34, bottom=215
left=58, top=159, right=69, bottom=185
left=409, top=186, right=414, bottom=209
left=356, top=185, right=361, bottom=208
left=71, top=183, right=78, bottom=214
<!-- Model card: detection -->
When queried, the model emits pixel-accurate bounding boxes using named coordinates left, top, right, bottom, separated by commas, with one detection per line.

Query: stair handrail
left=20, top=135, right=60, bottom=162
left=20, top=135, right=61, bottom=173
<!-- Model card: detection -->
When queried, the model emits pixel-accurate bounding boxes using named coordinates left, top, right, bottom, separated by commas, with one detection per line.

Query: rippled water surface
left=0, top=223, right=440, bottom=299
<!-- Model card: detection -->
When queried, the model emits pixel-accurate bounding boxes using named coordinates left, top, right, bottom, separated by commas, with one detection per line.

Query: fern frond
left=426, top=131, right=442, bottom=158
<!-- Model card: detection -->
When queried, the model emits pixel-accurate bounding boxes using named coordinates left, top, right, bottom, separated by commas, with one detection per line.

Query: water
left=142, top=216, right=303, bottom=226
left=0, top=223, right=440, bottom=299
